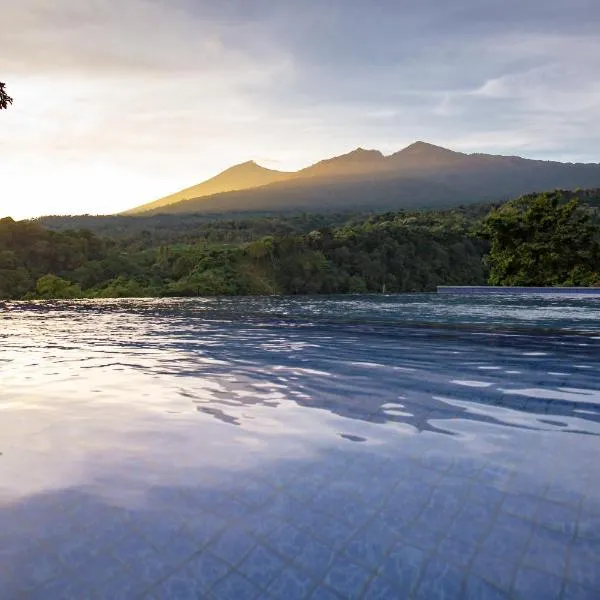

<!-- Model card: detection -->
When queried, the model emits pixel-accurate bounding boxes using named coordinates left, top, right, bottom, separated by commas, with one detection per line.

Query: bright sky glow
left=1, top=0, right=599, bottom=218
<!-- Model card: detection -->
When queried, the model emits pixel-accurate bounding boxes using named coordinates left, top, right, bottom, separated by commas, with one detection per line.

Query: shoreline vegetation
left=1, top=189, right=599, bottom=300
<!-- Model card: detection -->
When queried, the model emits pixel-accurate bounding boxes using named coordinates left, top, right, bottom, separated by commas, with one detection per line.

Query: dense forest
left=1, top=189, right=599, bottom=299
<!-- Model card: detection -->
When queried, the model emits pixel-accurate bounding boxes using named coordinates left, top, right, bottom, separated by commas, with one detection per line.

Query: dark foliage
left=3, top=190, right=599, bottom=299
left=0, top=82, right=12, bottom=110
left=479, top=189, right=600, bottom=286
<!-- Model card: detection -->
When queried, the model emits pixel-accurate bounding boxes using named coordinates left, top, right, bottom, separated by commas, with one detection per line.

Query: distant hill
left=123, top=141, right=600, bottom=216
left=124, top=161, right=294, bottom=215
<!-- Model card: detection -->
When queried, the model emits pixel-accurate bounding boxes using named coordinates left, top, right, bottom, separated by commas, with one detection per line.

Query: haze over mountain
left=125, top=141, right=600, bottom=216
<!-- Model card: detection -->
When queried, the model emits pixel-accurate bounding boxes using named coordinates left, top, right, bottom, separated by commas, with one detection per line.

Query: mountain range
left=124, top=142, right=600, bottom=215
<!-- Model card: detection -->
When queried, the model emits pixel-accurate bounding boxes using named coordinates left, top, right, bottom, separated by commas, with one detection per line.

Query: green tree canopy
left=479, top=191, right=600, bottom=286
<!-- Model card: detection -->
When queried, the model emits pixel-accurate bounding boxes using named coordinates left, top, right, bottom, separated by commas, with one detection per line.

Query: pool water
left=0, top=295, right=599, bottom=599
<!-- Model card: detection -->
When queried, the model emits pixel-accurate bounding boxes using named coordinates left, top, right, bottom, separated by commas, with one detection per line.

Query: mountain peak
left=300, top=147, right=385, bottom=178
left=388, top=141, right=466, bottom=169
left=123, top=159, right=291, bottom=215
left=398, top=141, right=461, bottom=156
left=345, top=147, right=385, bottom=159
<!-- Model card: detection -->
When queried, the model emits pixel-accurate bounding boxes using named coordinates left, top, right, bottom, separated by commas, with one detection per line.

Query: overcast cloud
left=1, top=0, right=599, bottom=217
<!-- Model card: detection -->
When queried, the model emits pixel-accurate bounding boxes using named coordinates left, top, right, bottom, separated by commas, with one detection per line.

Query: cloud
left=1, top=0, right=599, bottom=217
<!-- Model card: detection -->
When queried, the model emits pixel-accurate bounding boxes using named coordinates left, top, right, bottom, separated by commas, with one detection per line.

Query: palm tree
left=0, top=82, right=13, bottom=110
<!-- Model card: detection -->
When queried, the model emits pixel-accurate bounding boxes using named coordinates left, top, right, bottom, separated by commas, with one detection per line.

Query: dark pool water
left=0, top=295, right=599, bottom=599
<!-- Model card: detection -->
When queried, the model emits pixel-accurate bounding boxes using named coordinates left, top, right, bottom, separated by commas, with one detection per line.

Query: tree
left=0, top=82, right=13, bottom=110
left=479, top=191, right=600, bottom=286
left=36, top=274, right=82, bottom=299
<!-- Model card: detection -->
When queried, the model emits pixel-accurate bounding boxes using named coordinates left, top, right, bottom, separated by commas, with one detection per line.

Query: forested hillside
left=2, top=190, right=599, bottom=299
left=2, top=207, right=488, bottom=299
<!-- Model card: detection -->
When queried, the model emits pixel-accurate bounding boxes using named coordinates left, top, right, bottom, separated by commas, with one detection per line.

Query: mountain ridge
left=124, top=142, right=600, bottom=216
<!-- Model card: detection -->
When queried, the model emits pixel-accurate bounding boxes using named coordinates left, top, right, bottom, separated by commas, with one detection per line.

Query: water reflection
left=1, top=296, right=600, bottom=598
left=1, top=298, right=599, bottom=440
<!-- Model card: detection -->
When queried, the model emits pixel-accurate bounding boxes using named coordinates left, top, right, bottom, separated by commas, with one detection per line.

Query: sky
left=1, top=0, right=600, bottom=219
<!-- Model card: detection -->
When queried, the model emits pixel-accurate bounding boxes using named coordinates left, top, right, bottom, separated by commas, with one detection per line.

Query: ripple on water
left=1, top=296, right=599, bottom=598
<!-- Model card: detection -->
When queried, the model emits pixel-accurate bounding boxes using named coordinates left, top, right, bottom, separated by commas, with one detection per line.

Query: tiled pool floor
left=0, top=300, right=599, bottom=599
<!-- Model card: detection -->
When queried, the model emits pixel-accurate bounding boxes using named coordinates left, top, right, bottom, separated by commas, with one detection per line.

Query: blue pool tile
left=545, top=482, right=584, bottom=509
left=237, top=544, right=286, bottom=589
left=95, top=571, right=148, bottom=600
left=387, top=481, right=434, bottom=513
left=0, top=573, right=22, bottom=600
left=296, top=511, right=355, bottom=551
left=464, top=575, right=510, bottom=600
left=181, top=552, right=231, bottom=592
left=237, top=508, right=283, bottom=538
left=479, top=514, right=533, bottom=558
left=212, top=497, right=251, bottom=520
left=420, top=450, right=455, bottom=473
left=161, top=532, right=202, bottom=567
left=400, top=522, right=446, bottom=552
left=363, top=574, right=404, bottom=600
left=342, top=516, right=400, bottom=568
left=237, top=478, right=276, bottom=508
left=436, top=535, right=478, bottom=568
left=55, top=531, right=100, bottom=569
left=324, top=501, right=374, bottom=530
left=477, top=464, right=513, bottom=486
left=9, top=546, right=64, bottom=591
left=76, top=553, right=124, bottom=588
left=310, top=486, right=353, bottom=517
left=208, top=527, right=256, bottom=566
left=267, top=566, right=316, bottom=598
left=568, top=538, right=600, bottom=591
left=34, top=517, right=79, bottom=545
left=469, top=484, right=506, bottom=511
left=413, top=556, right=464, bottom=599
left=461, top=498, right=499, bottom=523
left=283, top=479, right=323, bottom=503
left=448, top=457, right=484, bottom=479
left=377, top=505, right=420, bottom=535
left=210, top=571, right=262, bottom=599
left=263, top=493, right=306, bottom=522
left=576, top=514, right=600, bottom=541
left=86, top=515, right=133, bottom=549
left=258, top=462, right=309, bottom=489
left=135, top=514, right=185, bottom=549
left=563, top=581, right=600, bottom=600
left=414, top=501, right=457, bottom=534
left=580, top=494, right=600, bottom=518
left=513, top=565, right=563, bottom=600
left=322, top=556, right=372, bottom=599
left=470, top=549, right=518, bottom=591
left=378, top=542, right=426, bottom=590
left=111, top=533, right=156, bottom=566
left=522, top=526, right=569, bottom=574
left=427, top=480, right=469, bottom=515
left=501, top=493, right=540, bottom=521
left=157, top=573, right=203, bottom=600
left=294, top=537, right=337, bottom=578
left=266, top=523, right=311, bottom=561
left=446, top=509, right=492, bottom=545
left=28, top=575, right=95, bottom=600
left=125, top=550, right=175, bottom=588
left=536, top=499, right=578, bottom=537
left=310, top=585, right=341, bottom=600
left=183, top=487, right=234, bottom=510
left=184, top=512, right=227, bottom=545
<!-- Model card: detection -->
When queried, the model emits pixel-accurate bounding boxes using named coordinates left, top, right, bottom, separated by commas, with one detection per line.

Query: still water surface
left=1, top=295, right=599, bottom=599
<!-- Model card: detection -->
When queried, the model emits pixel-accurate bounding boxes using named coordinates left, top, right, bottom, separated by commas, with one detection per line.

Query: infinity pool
left=0, top=295, right=599, bottom=599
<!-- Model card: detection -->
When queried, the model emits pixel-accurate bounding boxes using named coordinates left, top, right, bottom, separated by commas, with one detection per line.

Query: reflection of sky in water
left=0, top=296, right=599, bottom=598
